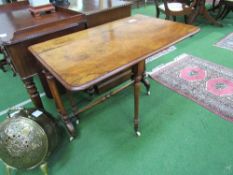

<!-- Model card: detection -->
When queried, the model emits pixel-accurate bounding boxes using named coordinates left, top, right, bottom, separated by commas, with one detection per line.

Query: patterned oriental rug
left=214, top=32, right=233, bottom=52
left=149, top=54, right=233, bottom=122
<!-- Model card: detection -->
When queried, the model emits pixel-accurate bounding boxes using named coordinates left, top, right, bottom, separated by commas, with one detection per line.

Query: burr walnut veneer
left=29, top=15, right=199, bottom=137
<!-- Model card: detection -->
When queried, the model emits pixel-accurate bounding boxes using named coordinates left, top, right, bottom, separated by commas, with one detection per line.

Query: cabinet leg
left=38, top=71, right=52, bottom=98
left=23, top=77, right=44, bottom=109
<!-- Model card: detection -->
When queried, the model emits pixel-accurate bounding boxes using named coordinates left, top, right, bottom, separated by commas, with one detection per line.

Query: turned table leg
left=67, top=90, right=80, bottom=125
left=23, top=77, right=44, bottom=109
left=133, top=61, right=144, bottom=136
left=43, top=70, right=75, bottom=139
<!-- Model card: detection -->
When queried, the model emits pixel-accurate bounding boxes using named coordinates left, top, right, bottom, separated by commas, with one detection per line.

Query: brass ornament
left=0, top=108, right=59, bottom=175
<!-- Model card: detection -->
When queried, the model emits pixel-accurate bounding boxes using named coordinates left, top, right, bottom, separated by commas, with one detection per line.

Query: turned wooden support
left=133, top=61, right=145, bottom=135
left=67, top=90, right=79, bottom=119
left=43, top=70, right=75, bottom=137
left=22, top=77, right=44, bottom=109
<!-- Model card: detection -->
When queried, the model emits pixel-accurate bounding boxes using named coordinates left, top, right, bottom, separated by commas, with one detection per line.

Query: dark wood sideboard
left=64, top=0, right=132, bottom=27
left=0, top=0, right=132, bottom=109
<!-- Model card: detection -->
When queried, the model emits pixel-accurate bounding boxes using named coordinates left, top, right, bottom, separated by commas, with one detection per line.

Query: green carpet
left=1, top=4, right=233, bottom=175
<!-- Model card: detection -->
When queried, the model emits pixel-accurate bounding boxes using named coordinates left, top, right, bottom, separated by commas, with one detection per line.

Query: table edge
left=30, top=27, right=200, bottom=92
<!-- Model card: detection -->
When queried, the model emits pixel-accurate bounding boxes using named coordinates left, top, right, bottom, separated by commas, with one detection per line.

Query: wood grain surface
left=30, top=15, right=199, bottom=91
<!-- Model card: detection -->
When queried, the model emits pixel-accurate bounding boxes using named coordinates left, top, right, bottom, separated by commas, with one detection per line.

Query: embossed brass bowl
left=0, top=108, right=58, bottom=170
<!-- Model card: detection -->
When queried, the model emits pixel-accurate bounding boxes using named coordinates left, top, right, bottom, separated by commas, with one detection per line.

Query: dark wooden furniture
left=0, top=0, right=131, bottom=109
left=0, top=1, right=87, bottom=109
left=188, top=0, right=223, bottom=26
left=29, top=15, right=199, bottom=138
left=0, top=46, right=7, bottom=72
left=216, top=0, right=233, bottom=20
left=154, top=0, right=194, bottom=23
left=210, top=0, right=219, bottom=11
left=29, top=3, right=55, bottom=17
left=121, top=0, right=146, bottom=8
left=61, top=0, right=132, bottom=27
left=0, top=45, right=17, bottom=75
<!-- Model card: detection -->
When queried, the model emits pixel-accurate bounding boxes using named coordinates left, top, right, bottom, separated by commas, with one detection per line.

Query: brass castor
left=136, top=131, right=141, bottom=137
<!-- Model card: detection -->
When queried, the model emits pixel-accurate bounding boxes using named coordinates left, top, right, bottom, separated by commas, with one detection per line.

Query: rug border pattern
left=149, top=54, right=233, bottom=122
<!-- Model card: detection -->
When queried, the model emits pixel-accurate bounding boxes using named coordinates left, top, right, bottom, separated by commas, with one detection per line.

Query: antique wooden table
left=29, top=15, right=199, bottom=138
left=0, top=0, right=131, bottom=109
left=63, top=0, right=132, bottom=27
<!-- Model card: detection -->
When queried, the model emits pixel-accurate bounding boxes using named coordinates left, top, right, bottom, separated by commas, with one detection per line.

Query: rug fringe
left=146, top=46, right=176, bottom=64
left=214, top=32, right=233, bottom=52
left=147, top=53, right=189, bottom=75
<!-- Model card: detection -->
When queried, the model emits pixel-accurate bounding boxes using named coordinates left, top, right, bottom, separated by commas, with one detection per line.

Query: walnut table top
left=29, top=15, right=199, bottom=91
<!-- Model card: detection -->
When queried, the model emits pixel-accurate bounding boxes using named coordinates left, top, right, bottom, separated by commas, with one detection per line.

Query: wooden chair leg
left=216, top=2, right=224, bottom=19
left=202, top=6, right=222, bottom=26
left=221, top=6, right=228, bottom=18
left=219, top=6, right=228, bottom=19
left=221, top=7, right=230, bottom=19
left=212, top=0, right=217, bottom=12
left=188, top=7, right=199, bottom=24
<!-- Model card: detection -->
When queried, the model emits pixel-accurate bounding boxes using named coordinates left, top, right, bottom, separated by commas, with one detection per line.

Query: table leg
left=44, top=70, right=75, bottom=139
left=67, top=90, right=80, bottom=125
left=22, top=77, right=44, bottom=109
left=38, top=71, right=66, bottom=99
left=133, top=61, right=145, bottom=136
